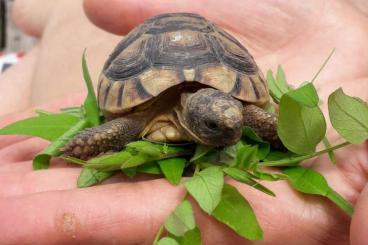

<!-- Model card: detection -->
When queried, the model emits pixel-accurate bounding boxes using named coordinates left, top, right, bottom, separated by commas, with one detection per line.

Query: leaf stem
left=60, top=156, right=86, bottom=165
left=261, top=141, right=349, bottom=167
left=311, top=48, right=335, bottom=83
left=194, top=163, right=200, bottom=175
left=153, top=224, right=165, bottom=244
left=322, top=137, right=336, bottom=164
left=182, top=191, right=189, bottom=201
left=35, top=109, right=53, bottom=115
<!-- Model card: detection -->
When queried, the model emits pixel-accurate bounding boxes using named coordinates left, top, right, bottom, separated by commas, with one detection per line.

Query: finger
left=12, top=0, right=60, bottom=37
left=84, top=0, right=368, bottom=89
left=0, top=136, right=30, bottom=150
left=0, top=161, right=34, bottom=173
left=0, top=179, right=185, bottom=245
left=0, top=168, right=80, bottom=197
left=0, top=137, right=48, bottom=163
left=351, top=184, right=368, bottom=245
left=0, top=160, right=161, bottom=197
left=83, top=0, right=317, bottom=51
left=0, top=158, right=82, bottom=173
left=0, top=159, right=76, bottom=173
left=0, top=179, right=350, bottom=245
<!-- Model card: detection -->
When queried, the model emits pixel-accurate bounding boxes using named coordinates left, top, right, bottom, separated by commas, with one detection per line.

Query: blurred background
left=0, top=0, right=37, bottom=72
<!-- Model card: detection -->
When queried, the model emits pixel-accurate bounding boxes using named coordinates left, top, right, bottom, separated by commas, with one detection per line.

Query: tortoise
left=62, top=12, right=278, bottom=159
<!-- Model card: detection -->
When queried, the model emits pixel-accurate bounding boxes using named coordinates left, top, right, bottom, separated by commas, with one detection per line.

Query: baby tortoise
left=62, top=13, right=278, bottom=159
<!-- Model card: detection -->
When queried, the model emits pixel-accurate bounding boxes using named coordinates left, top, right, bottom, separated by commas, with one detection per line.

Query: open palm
left=0, top=0, right=367, bottom=244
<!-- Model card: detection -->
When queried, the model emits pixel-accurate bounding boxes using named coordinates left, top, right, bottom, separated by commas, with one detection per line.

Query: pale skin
left=0, top=0, right=367, bottom=244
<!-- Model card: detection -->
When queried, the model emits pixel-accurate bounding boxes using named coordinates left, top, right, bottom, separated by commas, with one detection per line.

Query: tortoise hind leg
left=242, top=104, right=281, bottom=148
left=61, top=116, right=145, bottom=159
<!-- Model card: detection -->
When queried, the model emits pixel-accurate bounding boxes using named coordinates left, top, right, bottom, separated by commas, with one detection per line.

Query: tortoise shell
left=98, top=12, right=269, bottom=115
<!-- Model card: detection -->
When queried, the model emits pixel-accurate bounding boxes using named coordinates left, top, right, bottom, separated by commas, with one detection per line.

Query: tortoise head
left=177, top=88, right=244, bottom=146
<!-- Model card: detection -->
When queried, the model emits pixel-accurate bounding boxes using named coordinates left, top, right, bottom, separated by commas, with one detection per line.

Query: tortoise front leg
left=61, top=116, right=145, bottom=159
left=243, top=104, right=281, bottom=148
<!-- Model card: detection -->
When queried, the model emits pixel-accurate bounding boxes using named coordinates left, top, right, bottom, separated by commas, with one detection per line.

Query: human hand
left=0, top=0, right=121, bottom=116
left=0, top=0, right=367, bottom=244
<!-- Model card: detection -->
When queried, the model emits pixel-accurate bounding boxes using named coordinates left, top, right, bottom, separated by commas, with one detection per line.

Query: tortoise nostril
left=206, top=121, right=219, bottom=130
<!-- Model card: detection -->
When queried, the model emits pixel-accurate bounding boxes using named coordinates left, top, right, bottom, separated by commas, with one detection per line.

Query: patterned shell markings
left=98, top=13, right=269, bottom=115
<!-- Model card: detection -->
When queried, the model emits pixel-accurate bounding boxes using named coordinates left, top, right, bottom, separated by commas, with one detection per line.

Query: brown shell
left=98, top=13, right=269, bottom=115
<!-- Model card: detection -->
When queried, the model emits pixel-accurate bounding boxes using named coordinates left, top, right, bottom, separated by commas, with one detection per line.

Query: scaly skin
left=243, top=104, right=281, bottom=148
left=61, top=116, right=146, bottom=159
left=180, top=88, right=244, bottom=146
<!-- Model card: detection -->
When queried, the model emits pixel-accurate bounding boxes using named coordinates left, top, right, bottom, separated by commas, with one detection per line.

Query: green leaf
left=266, top=65, right=291, bottom=103
left=35, top=109, right=53, bottom=116
left=264, top=103, right=276, bottom=113
left=276, top=65, right=290, bottom=91
left=33, top=154, right=53, bottom=170
left=234, top=145, right=258, bottom=169
left=82, top=51, right=100, bottom=126
left=120, top=154, right=153, bottom=169
left=77, top=168, right=115, bottom=188
left=184, top=166, right=224, bottom=214
left=137, top=162, right=162, bottom=174
left=261, top=141, right=349, bottom=167
left=222, top=141, right=245, bottom=158
left=196, top=150, right=232, bottom=166
left=169, top=228, right=201, bottom=245
left=155, top=237, right=179, bottom=245
left=60, top=106, right=83, bottom=118
left=33, top=119, right=89, bottom=169
left=266, top=70, right=280, bottom=102
left=158, top=158, right=186, bottom=185
left=328, top=88, right=368, bottom=144
left=128, top=141, right=163, bottom=157
left=251, top=169, right=287, bottom=182
left=264, top=150, right=296, bottom=161
left=212, top=184, right=263, bottom=241
left=255, top=143, right=270, bottom=161
left=193, top=141, right=245, bottom=166
left=199, top=162, right=219, bottom=170
left=283, top=166, right=353, bottom=216
left=86, top=142, right=189, bottom=171
left=86, top=151, right=132, bottom=171
left=242, top=127, right=270, bottom=160
left=190, top=144, right=213, bottom=162
left=286, top=83, right=319, bottom=107
left=122, top=167, right=137, bottom=177
left=60, top=156, right=86, bottom=165
left=242, top=127, right=266, bottom=143
left=223, top=167, right=275, bottom=196
left=0, top=113, right=80, bottom=141
left=278, top=94, right=326, bottom=154
left=164, top=200, right=196, bottom=236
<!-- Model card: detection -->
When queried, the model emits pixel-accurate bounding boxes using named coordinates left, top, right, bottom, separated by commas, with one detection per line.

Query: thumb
left=350, top=184, right=368, bottom=245
left=82, top=0, right=317, bottom=52
left=12, top=0, right=57, bottom=37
